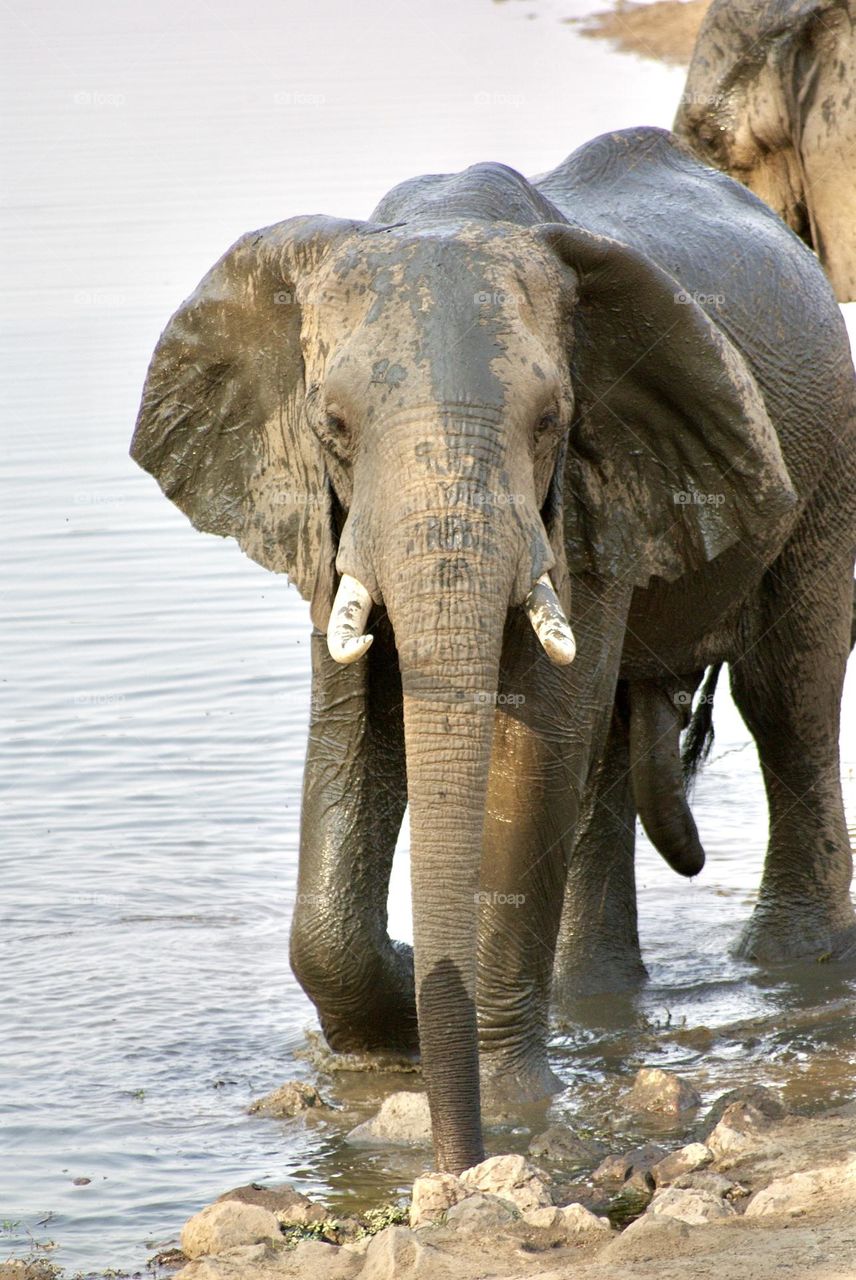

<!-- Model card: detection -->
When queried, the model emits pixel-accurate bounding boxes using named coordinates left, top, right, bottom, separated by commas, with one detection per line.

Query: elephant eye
left=308, top=398, right=353, bottom=462
left=535, top=410, right=560, bottom=439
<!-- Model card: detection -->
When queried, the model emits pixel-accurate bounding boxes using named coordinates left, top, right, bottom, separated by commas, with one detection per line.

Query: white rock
left=706, top=1101, right=771, bottom=1163
left=179, top=1201, right=282, bottom=1260
left=648, top=1187, right=737, bottom=1225
left=173, top=1243, right=275, bottom=1280
left=626, top=1068, right=701, bottom=1115
left=600, top=1213, right=691, bottom=1262
left=360, top=1224, right=428, bottom=1280
left=290, top=1239, right=360, bottom=1279
left=745, top=1156, right=856, bottom=1218
left=523, top=1203, right=612, bottom=1238
left=652, top=1143, right=714, bottom=1186
left=346, top=1092, right=432, bottom=1147
left=459, top=1153, right=551, bottom=1212
left=443, top=1191, right=516, bottom=1232
left=409, top=1171, right=468, bottom=1227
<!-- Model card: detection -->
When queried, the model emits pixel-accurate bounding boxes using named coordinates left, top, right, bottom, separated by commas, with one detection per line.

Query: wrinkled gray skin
left=131, top=127, right=856, bottom=1173
left=674, top=0, right=856, bottom=301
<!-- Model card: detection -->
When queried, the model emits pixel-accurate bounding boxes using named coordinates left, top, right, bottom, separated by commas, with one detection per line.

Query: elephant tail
left=681, top=662, right=722, bottom=788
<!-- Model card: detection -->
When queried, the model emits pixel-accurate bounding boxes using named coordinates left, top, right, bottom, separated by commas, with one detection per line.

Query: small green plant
left=356, top=1203, right=410, bottom=1237
left=279, top=1216, right=343, bottom=1248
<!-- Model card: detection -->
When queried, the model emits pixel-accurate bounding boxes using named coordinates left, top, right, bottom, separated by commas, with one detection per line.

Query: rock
left=342, top=1235, right=372, bottom=1256
left=523, top=1203, right=612, bottom=1240
left=248, top=1080, right=328, bottom=1118
left=173, top=1243, right=286, bottom=1280
left=217, top=1181, right=328, bottom=1224
left=409, top=1171, right=468, bottom=1227
left=360, top=1224, right=430, bottom=1280
left=290, top=1239, right=361, bottom=1279
left=744, top=1156, right=856, bottom=1218
left=600, top=1213, right=692, bottom=1262
left=672, top=1170, right=743, bottom=1199
left=698, top=1085, right=786, bottom=1137
left=180, top=1200, right=283, bottom=1259
left=459, top=1153, right=551, bottom=1212
left=528, top=1125, right=609, bottom=1169
left=706, top=1101, right=771, bottom=1163
left=443, top=1191, right=516, bottom=1232
left=648, top=1186, right=737, bottom=1224
left=346, top=1092, right=432, bottom=1147
left=592, top=1143, right=669, bottom=1188
left=0, top=1263, right=66, bottom=1280
left=626, top=1067, right=702, bottom=1115
left=607, top=1170, right=655, bottom=1224
left=652, top=1142, right=713, bottom=1186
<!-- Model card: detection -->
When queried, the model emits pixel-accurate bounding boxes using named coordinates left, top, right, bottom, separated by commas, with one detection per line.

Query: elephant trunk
left=388, top=547, right=513, bottom=1171
left=629, top=680, right=706, bottom=878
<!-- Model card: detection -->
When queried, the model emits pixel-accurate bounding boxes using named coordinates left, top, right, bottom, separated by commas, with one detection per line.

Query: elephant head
left=674, top=0, right=856, bottom=302
left=131, top=176, right=795, bottom=1171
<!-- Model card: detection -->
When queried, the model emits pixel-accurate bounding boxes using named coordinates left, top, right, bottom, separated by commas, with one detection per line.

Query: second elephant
left=674, top=0, right=856, bottom=302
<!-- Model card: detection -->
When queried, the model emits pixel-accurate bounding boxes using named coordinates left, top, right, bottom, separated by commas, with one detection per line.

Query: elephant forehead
left=305, top=225, right=563, bottom=329
left=299, top=227, right=566, bottom=405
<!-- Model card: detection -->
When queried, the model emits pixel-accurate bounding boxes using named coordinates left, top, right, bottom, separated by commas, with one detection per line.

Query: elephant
left=674, top=0, right=856, bottom=302
left=131, top=125, right=856, bottom=1173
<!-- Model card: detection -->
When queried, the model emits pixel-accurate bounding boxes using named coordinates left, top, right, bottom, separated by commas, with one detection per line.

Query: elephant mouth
left=326, top=569, right=576, bottom=667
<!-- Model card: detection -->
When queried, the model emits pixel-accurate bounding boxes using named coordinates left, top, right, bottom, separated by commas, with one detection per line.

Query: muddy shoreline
left=111, top=1076, right=856, bottom=1280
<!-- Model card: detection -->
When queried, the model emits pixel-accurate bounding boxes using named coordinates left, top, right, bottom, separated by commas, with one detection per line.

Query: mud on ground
left=572, top=0, right=710, bottom=65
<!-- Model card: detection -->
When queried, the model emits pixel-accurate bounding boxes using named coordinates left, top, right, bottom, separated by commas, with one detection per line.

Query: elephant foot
left=296, top=937, right=419, bottom=1059
left=734, top=903, right=856, bottom=965
left=321, top=1014, right=420, bottom=1060
left=552, top=947, right=649, bottom=1014
left=479, top=1051, right=564, bottom=1113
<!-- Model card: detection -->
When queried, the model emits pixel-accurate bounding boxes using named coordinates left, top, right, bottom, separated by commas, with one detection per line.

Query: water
left=2, top=0, right=855, bottom=1272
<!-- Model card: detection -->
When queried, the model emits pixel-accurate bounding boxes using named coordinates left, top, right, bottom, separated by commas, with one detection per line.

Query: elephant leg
left=289, top=623, right=417, bottom=1056
left=476, top=586, right=629, bottom=1105
left=552, top=686, right=648, bottom=1010
left=730, top=490, right=856, bottom=963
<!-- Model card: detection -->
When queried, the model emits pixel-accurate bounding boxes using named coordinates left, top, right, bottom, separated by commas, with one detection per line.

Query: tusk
left=525, top=573, right=576, bottom=666
left=327, top=574, right=374, bottom=664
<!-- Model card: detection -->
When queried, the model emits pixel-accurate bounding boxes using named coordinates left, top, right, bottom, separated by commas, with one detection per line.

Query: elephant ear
left=540, top=224, right=798, bottom=586
left=131, top=215, right=363, bottom=628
